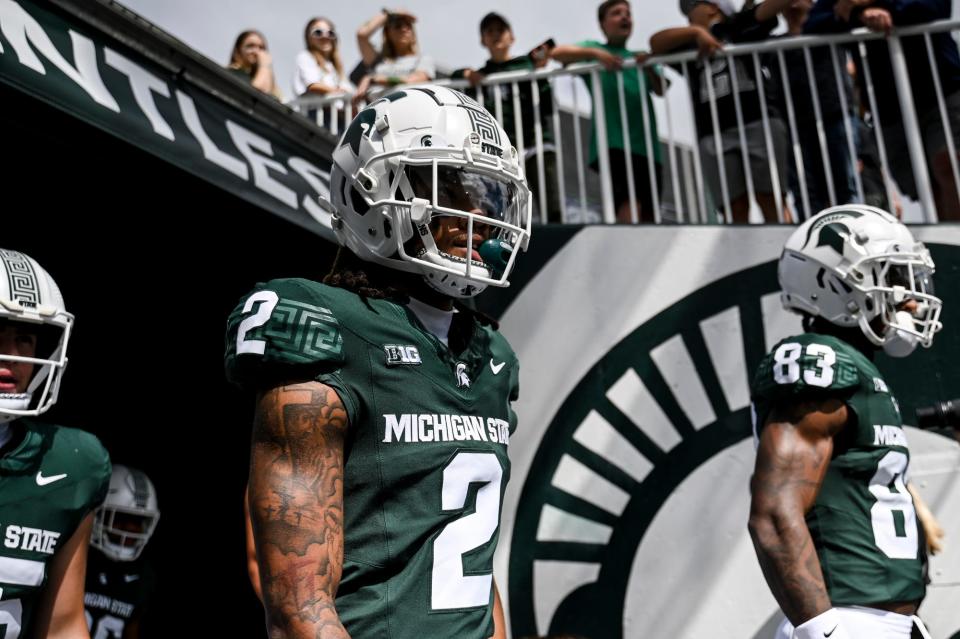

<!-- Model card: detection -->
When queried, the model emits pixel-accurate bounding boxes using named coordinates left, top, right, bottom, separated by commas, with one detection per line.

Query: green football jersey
left=84, top=548, right=156, bottom=638
left=751, top=332, right=925, bottom=606
left=225, top=278, right=519, bottom=639
left=0, top=419, right=111, bottom=635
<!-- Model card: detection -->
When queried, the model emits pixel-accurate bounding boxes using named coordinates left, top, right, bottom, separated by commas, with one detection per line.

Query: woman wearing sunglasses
left=294, top=17, right=352, bottom=97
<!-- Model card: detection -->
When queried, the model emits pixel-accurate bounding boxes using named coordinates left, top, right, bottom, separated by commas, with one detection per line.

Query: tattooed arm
left=248, top=381, right=351, bottom=639
left=748, top=398, right=848, bottom=626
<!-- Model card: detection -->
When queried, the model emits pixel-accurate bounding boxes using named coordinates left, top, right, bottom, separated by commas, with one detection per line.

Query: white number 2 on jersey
left=237, top=290, right=279, bottom=355
left=870, top=451, right=919, bottom=559
left=432, top=452, right=503, bottom=610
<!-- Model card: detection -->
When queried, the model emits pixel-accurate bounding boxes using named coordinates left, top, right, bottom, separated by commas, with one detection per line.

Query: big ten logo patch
left=384, top=344, right=422, bottom=366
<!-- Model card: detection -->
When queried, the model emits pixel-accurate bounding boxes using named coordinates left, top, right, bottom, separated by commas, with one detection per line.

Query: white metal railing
left=288, top=18, right=960, bottom=224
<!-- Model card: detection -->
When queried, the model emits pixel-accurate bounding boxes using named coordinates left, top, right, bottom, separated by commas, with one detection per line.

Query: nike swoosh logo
left=490, top=360, right=506, bottom=375
left=124, top=574, right=140, bottom=583
left=36, top=471, right=68, bottom=486
left=824, top=625, right=838, bottom=637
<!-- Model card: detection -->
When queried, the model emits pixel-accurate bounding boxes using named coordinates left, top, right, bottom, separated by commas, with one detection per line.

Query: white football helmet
left=0, top=249, right=73, bottom=423
left=779, top=205, right=942, bottom=356
left=91, top=465, right=160, bottom=561
left=323, top=85, right=532, bottom=298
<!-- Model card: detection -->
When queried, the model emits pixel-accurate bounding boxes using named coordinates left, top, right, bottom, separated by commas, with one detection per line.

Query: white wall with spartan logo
left=494, top=226, right=960, bottom=639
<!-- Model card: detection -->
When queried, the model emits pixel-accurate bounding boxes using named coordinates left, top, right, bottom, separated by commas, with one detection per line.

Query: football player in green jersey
left=0, top=249, right=112, bottom=638
left=748, top=206, right=943, bottom=639
left=226, top=85, right=531, bottom=639
left=85, top=464, right=160, bottom=639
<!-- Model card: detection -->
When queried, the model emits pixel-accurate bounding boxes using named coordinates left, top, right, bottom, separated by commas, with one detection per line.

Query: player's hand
left=862, top=7, right=893, bottom=34
left=925, top=517, right=946, bottom=555
left=793, top=609, right=852, bottom=639
left=915, top=496, right=945, bottom=554
left=593, top=49, right=623, bottom=72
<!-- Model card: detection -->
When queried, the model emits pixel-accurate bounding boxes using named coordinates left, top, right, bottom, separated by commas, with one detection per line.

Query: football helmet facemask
left=324, top=85, right=532, bottom=298
left=91, top=465, right=160, bottom=562
left=0, top=249, right=72, bottom=423
left=779, top=205, right=942, bottom=357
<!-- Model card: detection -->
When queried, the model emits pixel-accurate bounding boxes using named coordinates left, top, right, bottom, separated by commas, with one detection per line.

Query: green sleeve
left=224, top=278, right=345, bottom=391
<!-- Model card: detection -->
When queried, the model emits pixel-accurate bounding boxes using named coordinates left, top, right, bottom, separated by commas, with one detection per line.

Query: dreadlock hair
left=323, top=246, right=410, bottom=303
left=323, top=247, right=504, bottom=353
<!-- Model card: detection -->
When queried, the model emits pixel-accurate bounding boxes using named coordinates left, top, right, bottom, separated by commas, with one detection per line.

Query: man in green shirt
left=553, top=0, right=664, bottom=223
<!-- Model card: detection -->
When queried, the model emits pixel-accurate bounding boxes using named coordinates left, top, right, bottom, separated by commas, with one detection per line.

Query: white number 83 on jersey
left=773, top=342, right=836, bottom=387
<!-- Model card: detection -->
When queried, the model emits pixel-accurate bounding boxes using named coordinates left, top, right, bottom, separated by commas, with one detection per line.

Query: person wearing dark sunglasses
left=294, top=16, right=352, bottom=97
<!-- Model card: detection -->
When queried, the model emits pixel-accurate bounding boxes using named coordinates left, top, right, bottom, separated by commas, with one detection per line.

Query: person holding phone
left=454, top=12, right=562, bottom=223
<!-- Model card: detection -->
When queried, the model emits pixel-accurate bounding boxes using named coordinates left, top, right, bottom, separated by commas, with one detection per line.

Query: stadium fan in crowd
left=553, top=0, right=665, bottom=223
left=227, top=86, right=531, bottom=638
left=781, top=0, right=859, bottom=218
left=85, top=465, right=160, bottom=639
left=651, top=0, right=794, bottom=224
left=749, top=204, right=943, bottom=639
left=293, top=17, right=352, bottom=97
left=0, top=249, right=112, bottom=639
left=454, top=12, right=562, bottom=223
left=226, top=30, right=282, bottom=99
left=650, top=0, right=793, bottom=223
left=806, top=0, right=960, bottom=220
left=353, top=8, right=435, bottom=108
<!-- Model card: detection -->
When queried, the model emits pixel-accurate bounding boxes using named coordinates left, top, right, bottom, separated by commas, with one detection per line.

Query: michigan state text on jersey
left=227, top=279, right=519, bottom=638
left=748, top=206, right=943, bottom=639
left=0, top=249, right=112, bottom=637
left=0, top=421, right=111, bottom=635
left=226, top=86, right=531, bottom=639
left=753, top=333, right=923, bottom=603
left=84, top=547, right=156, bottom=639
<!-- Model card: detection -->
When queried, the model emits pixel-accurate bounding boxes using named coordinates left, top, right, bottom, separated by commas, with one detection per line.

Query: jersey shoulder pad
left=32, top=421, right=112, bottom=511
left=225, top=278, right=346, bottom=389
left=751, top=333, right=864, bottom=403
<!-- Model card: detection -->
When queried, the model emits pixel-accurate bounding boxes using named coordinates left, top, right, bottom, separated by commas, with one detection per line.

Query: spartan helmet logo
left=455, top=362, right=471, bottom=388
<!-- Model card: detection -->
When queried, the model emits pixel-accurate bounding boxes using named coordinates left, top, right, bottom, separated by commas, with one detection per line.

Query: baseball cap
left=479, top=12, right=511, bottom=34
